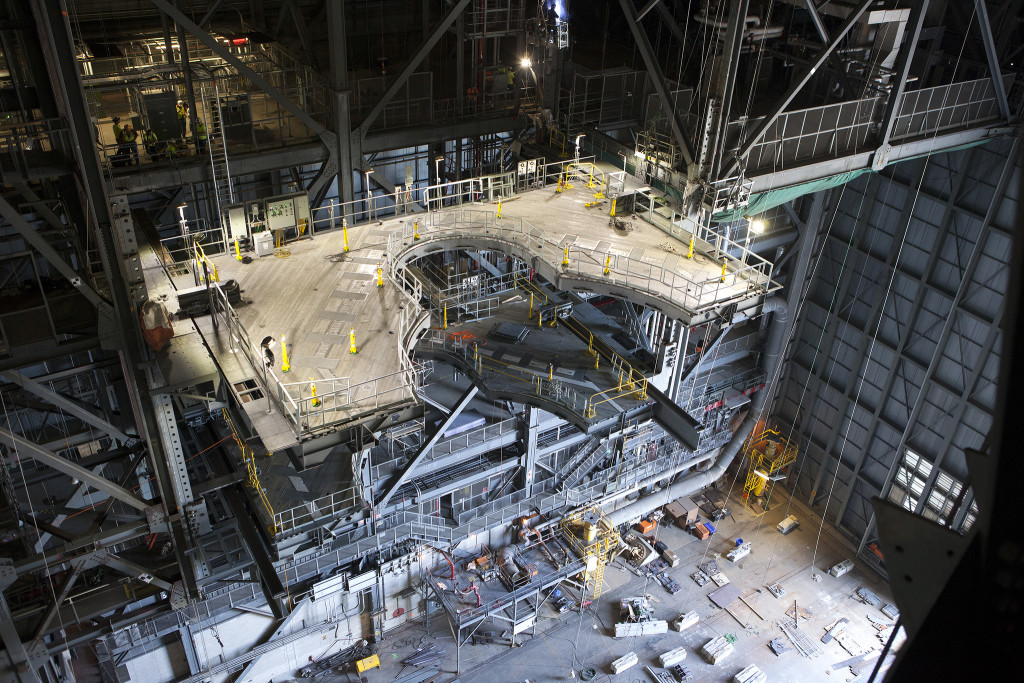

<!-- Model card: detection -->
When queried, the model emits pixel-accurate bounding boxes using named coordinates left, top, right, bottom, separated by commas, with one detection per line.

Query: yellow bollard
left=538, top=312, right=542, bottom=328
left=281, top=336, right=290, bottom=373
left=687, top=234, right=695, bottom=259
left=604, top=254, right=611, bottom=276
left=562, top=245, right=569, bottom=267
left=721, top=259, right=727, bottom=282
left=349, top=327, right=358, bottom=354
left=212, top=263, right=219, bottom=282
left=377, top=263, right=384, bottom=287
left=529, top=292, right=534, bottom=320
left=610, top=197, right=616, bottom=218
left=443, top=302, right=448, bottom=330
left=497, top=200, right=502, bottom=219
left=594, top=355, right=600, bottom=370
left=235, top=238, right=242, bottom=262
left=311, top=378, right=321, bottom=408
left=548, top=363, right=554, bottom=380
left=342, top=218, right=349, bottom=252
left=473, top=343, right=478, bottom=360
left=414, top=220, right=420, bottom=240
left=556, top=172, right=564, bottom=193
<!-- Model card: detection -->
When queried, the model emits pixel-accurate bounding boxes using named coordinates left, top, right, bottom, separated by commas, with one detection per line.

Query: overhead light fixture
left=749, top=219, right=765, bottom=234
left=520, top=56, right=531, bottom=68
left=634, top=150, right=644, bottom=158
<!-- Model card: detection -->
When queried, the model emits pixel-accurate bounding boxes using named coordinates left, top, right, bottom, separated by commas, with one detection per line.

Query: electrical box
left=254, top=232, right=274, bottom=257
left=355, top=655, right=379, bottom=673
left=225, top=204, right=247, bottom=241
left=265, top=196, right=296, bottom=232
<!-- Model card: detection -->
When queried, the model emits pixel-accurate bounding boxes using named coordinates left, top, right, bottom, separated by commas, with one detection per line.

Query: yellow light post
left=235, top=238, right=242, bottom=261
left=342, top=218, right=349, bottom=252
left=349, top=328, right=358, bottom=354
left=280, top=336, right=290, bottom=373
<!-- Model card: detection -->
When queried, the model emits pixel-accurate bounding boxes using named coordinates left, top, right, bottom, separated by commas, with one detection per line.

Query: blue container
left=736, top=538, right=743, bottom=546
left=705, top=522, right=717, bottom=535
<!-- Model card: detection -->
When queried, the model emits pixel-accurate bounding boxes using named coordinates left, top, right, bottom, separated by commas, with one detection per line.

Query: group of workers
left=109, top=98, right=206, bottom=167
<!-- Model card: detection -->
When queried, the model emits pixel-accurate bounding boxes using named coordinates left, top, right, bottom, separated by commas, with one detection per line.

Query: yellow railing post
left=311, top=378, right=321, bottom=408
left=604, top=254, right=611, bottom=275
left=414, top=220, right=420, bottom=240
left=280, top=336, right=290, bottom=373
left=687, top=234, right=695, bottom=259
left=342, top=218, right=349, bottom=252
left=721, top=259, right=727, bottom=282
left=349, top=327, right=358, bottom=354
left=594, top=355, right=600, bottom=369
left=548, top=363, right=554, bottom=381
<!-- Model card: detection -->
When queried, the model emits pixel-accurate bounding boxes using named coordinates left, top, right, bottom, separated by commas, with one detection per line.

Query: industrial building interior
left=0, top=0, right=1021, bottom=681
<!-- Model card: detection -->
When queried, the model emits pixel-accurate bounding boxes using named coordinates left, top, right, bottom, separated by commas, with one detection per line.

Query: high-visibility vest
left=176, top=103, right=186, bottom=119
left=196, top=121, right=207, bottom=140
left=112, top=123, right=123, bottom=142
left=143, top=132, right=157, bottom=145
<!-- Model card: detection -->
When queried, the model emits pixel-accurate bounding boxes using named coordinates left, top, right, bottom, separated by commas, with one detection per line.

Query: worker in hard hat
left=176, top=99, right=188, bottom=140
left=195, top=118, right=208, bottom=155
left=142, top=128, right=160, bottom=161
left=111, top=116, right=125, bottom=165
left=122, top=124, right=140, bottom=165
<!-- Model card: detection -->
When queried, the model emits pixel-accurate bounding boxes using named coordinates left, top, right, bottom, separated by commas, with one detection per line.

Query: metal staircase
left=203, top=81, right=234, bottom=226
left=557, top=437, right=605, bottom=491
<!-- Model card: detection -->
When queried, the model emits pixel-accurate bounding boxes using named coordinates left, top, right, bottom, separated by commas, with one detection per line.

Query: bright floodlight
left=749, top=219, right=766, bottom=234
left=521, top=56, right=531, bottom=68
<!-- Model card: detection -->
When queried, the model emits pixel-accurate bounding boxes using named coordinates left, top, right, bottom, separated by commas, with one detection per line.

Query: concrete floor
left=355, top=487, right=900, bottom=683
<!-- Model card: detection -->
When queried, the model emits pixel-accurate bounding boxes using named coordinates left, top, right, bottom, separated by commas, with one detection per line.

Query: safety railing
left=273, top=485, right=363, bottom=536
left=559, top=316, right=649, bottom=418
left=387, top=208, right=774, bottom=318
left=0, top=118, right=72, bottom=178
left=890, top=73, right=1016, bottom=141
left=425, top=417, right=520, bottom=463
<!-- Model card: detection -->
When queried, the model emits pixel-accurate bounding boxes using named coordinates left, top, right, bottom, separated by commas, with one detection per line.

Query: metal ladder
left=203, top=81, right=234, bottom=226
left=554, top=436, right=598, bottom=486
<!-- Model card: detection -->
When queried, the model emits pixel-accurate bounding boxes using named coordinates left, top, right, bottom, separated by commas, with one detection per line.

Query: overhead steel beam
left=804, top=0, right=857, bottom=99
left=973, top=0, right=1012, bottom=121
left=355, top=0, right=473, bottom=137
left=2, top=370, right=131, bottom=442
left=149, top=0, right=328, bottom=137
left=635, top=0, right=662, bottom=22
left=874, top=0, right=930, bottom=166
left=197, top=0, right=225, bottom=28
left=725, top=0, right=873, bottom=178
left=15, top=521, right=150, bottom=574
left=620, top=0, right=695, bottom=168
left=375, top=385, right=479, bottom=510
left=0, top=428, right=149, bottom=511
left=654, top=2, right=686, bottom=45
left=0, top=193, right=107, bottom=311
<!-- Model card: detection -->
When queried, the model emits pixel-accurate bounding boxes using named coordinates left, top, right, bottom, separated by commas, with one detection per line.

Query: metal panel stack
left=700, top=636, right=735, bottom=664
left=732, top=664, right=767, bottom=683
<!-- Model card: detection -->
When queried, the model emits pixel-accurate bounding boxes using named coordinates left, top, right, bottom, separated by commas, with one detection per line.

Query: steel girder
left=874, top=0, right=930, bottom=167
left=973, top=0, right=1012, bottom=121
left=1, top=370, right=130, bottom=443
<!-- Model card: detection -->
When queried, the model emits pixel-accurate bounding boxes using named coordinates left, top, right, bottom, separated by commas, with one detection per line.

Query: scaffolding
left=741, top=428, right=797, bottom=514
left=559, top=505, right=621, bottom=599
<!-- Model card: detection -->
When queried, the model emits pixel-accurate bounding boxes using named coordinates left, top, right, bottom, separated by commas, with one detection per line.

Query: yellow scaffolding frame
left=741, top=427, right=797, bottom=515
left=559, top=505, right=621, bottom=599
left=222, top=408, right=277, bottom=534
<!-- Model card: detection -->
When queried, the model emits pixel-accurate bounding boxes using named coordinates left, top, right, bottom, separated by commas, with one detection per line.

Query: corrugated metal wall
left=772, top=139, right=1019, bottom=550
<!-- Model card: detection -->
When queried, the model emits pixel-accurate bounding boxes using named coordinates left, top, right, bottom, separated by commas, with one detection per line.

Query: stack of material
left=672, top=611, right=700, bottom=632
left=880, top=603, right=900, bottom=620
left=691, top=570, right=710, bottom=587
left=700, top=636, right=735, bottom=664
left=658, top=647, right=688, bottom=667
left=610, top=651, right=638, bottom=674
left=615, top=596, right=669, bottom=638
left=693, top=523, right=711, bottom=540
left=856, top=587, right=882, bottom=606
left=828, top=559, right=854, bottom=577
left=403, top=645, right=445, bottom=667
left=726, top=542, right=752, bottom=563
left=732, top=664, right=767, bottom=683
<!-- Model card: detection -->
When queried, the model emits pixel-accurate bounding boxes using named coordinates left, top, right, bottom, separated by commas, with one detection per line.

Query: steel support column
left=355, top=0, right=473, bottom=137
left=973, top=0, right=1012, bottom=121
left=0, top=427, right=149, bottom=510
left=874, top=0, right=930, bottom=168
left=725, top=0, right=873, bottom=178
left=375, top=386, right=479, bottom=510
left=619, top=0, right=695, bottom=169
left=324, top=0, right=355, bottom=205
left=2, top=370, right=131, bottom=442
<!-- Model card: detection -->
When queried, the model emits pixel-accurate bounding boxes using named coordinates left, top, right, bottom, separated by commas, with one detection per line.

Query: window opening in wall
left=889, top=449, right=970, bottom=527
left=960, top=500, right=979, bottom=534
